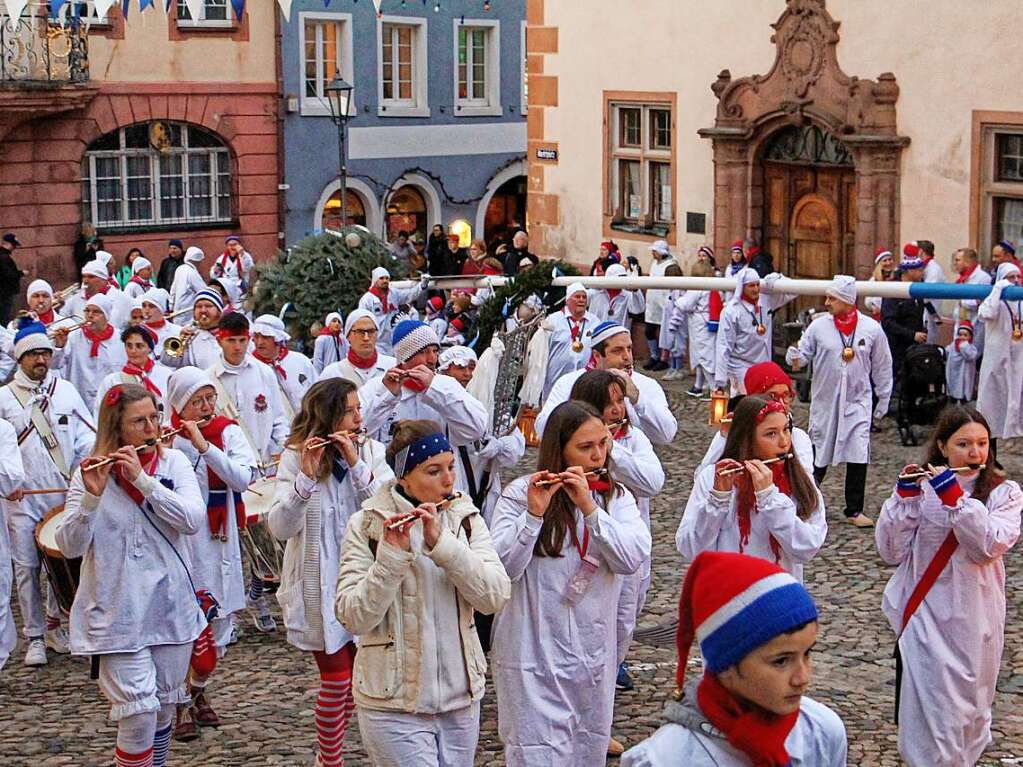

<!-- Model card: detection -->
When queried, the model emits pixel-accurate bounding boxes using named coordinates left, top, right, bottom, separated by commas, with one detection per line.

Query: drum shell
left=34, top=504, right=81, bottom=615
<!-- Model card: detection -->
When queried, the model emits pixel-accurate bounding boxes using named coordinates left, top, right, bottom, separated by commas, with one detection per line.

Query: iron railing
left=0, top=12, right=89, bottom=85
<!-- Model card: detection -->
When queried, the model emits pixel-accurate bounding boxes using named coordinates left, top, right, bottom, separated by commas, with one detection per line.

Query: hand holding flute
left=713, top=454, right=793, bottom=493
left=528, top=466, right=606, bottom=518
left=83, top=418, right=211, bottom=474
left=301, top=429, right=366, bottom=476
left=897, top=463, right=984, bottom=482
left=382, top=495, right=457, bottom=552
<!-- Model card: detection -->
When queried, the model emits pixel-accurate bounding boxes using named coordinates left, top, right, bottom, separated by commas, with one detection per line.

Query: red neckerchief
left=253, top=346, right=288, bottom=380
left=106, top=278, right=119, bottom=290
left=956, top=263, right=978, bottom=284
left=114, top=448, right=161, bottom=507
left=735, top=460, right=790, bottom=563
left=123, top=359, right=161, bottom=397
left=566, top=310, right=587, bottom=342
left=697, top=673, right=799, bottom=767
left=319, top=326, right=340, bottom=337
left=588, top=477, right=611, bottom=492
left=833, top=308, right=858, bottom=335
left=36, top=308, right=56, bottom=325
left=607, top=289, right=622, bottom=301
left=741, top=295, right=760, bottom=311
left=129, top=275, right=150, bottom=289
left=612, top=424, right=628, bottom=441
left=83, top=323, right=114, bottom=357
left=171, top=412, right=245, bottom=537
left=145, top=317, right=166, bottom=330
left=347, top=348, right=377, bottom=370
left=369, top=285, right=395, bottom=312
left=218, top=251, right=240, bottom=272
left=402, top=374, right=428, bottom=393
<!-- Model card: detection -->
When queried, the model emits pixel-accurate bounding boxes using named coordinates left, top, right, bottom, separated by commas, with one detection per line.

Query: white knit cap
left=184, top=246, right=205, bottom=263
left=85, top=292, right=112, bottom=318
left=344, top=308, right=377, bottom=337
left=324, top=311, right=343, bottom=327
left=565, top=281, right=587, bottom=298
left=605, top=263, right=628, bottom=279
left=997, top=262, right=1022, bottom=282
left=131, top=257, right=152, bottom=275
left=141, top=287, right=170, bottom=312
left=81, top=260, right=109, bottom=280
left=94, top=250, right=114, bottom=266
left=825, top=275, right=857, bottom=304
left=730, top=267, right=760, bottom=302
left=26, top=279, right=53, bottom=299
left=167, top=366, right=215, bottom=414
left=252, top=314, right=290, bottom=343
left=438, top=345, right=478, bottom=371
left=371, top=266, right=390, bottom=283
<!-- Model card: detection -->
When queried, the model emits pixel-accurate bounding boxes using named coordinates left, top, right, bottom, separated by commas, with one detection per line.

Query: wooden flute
left=385, top=494, right=457, bottom=530
left=897, top=464, right=984, bottom=481
left=82, top=417, right=211, bottom=472
left=305, top=428, right=368, bottom=451
left=533, top=467, right=608, bottom=487
left=716, top=453, right=794, bottom=477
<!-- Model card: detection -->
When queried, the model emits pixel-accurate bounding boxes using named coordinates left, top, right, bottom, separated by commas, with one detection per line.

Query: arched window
left=81, top=121, right=233, bottom=230
left=320, top=189, right=367, bottom=230
left=386, top=185, right=428, bottom=241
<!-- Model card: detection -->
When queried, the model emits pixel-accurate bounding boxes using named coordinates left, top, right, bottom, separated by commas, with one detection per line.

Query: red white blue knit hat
left=392, top=319, right=440, bottom=364
left=675, top=552, right=818, bottom=689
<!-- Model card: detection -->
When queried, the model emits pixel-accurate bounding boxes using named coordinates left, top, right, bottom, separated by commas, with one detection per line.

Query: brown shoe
left=191, top=689, right=220, bottom=727
left=607, top=736, right=625, bottom=758
left=173, top=705, right=200, bottom=742
left=846, top=513, right=875, bottom=528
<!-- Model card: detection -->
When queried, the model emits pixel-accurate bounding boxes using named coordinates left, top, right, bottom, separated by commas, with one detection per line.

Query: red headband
left=755, top=400, right=787, bottom=423
left=217, top=329, right=249, bottom=341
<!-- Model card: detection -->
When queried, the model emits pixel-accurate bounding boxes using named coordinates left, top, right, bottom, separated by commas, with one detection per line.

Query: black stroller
left=896, top=343, right=947, bottom=446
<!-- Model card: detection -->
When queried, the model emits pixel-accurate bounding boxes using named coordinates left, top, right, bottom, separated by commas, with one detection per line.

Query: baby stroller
left=896, top=343, right=948, bottom=446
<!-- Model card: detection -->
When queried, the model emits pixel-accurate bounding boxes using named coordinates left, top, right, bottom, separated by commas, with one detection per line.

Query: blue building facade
left=280, top=0, right=527, bottom=251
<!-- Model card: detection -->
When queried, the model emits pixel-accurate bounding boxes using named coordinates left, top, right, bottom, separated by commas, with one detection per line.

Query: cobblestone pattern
left=2, top=375, right=1023, bottom=766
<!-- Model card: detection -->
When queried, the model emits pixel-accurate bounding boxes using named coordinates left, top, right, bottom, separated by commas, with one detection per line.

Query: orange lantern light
left=709, top=390, right=730, bottom=426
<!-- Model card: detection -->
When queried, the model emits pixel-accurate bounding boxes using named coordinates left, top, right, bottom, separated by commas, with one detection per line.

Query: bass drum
left=34, top=504, right=81, bottom=615
left=239, top=476, right=284, bottom=587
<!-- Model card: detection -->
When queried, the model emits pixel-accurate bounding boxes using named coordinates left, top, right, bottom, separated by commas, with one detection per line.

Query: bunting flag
left=94, top=0, right=118, bottom=20
left=48, top=0, right=68, bottom=19
left=184, top=0, right=205, bottom=20
left=140, top=0, right=154, bottom=10
left=3, top=0, right=30, bottom=23
left=372, top=0, right=383, bottom=13
left=231, top=0, right=245, bottom=20
left=277, top=0, right=292, bottom=21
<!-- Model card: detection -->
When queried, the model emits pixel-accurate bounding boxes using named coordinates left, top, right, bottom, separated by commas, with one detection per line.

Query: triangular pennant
left=93, top=0, right=118, bottom=19
left=3, top=0, right=30, bottom=22
left=184, top=0, right=204, bottom=21
left=139, top=0, right=155, bottom=9
left=230, top=0, right=244, bottom=19
left=372, top=0, right=382, bottom=13
left=122, top=0, right=131, bottom=18
left=277, top=0, right=292, bottom=21
left=49, top=0, right=69, bottom=20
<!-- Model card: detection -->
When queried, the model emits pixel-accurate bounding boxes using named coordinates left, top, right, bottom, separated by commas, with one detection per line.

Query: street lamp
left=325, top=72, right=354, bottom=229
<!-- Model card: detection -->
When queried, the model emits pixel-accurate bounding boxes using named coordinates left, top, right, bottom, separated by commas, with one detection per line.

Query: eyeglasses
left=188, top=393, right=218, bottom=408
left=350, top=328, right=378, bottom=338
left=23, top=349, right=53, bottom=359
left=125, top=414, right=162, bottom=430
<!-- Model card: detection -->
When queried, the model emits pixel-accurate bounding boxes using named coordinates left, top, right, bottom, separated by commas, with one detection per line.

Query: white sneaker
left=247, top=597, right=277, bottom=633
left=24, top=638, right=47, bottom=666
left=663, top=369, right=680, bottom=380
left=46, top=625, right=70, bottom=654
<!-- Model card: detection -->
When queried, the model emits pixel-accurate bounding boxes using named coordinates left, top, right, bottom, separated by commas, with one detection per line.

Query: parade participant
left=990, top=239, right=1021, bottom=281
left=53, top=293, right=128, bottom=408
left=568, top=370, right=664, bottom=696
left=156, top=239, right=185, bottom=292
left=165, top=367, right=256, bottom=740
left=336, top=419, right=510, bottom=766
left=160, top=288, right=224, bottom=370
left=425, top=296, right=448, bottom=339
left=657, top=264, right=687, bottom=380
left=358, top=267, right=425, bottom=355
left=540, top=281, right=598, bottom=399
left=359, top=321, right=489, bottom=489
left=946, top=321, right=979, bottom=404
left=56, top=383, right=206, bottom=767
left=713, top=268, right=793, bottom=396
left=124, top=256, right=155, bottom=302
left=950, top=247, right=991, bottom=354
left=976, top=262, right=1023, bottom=443
left=128, top=300, right=146, bottom=327
left=621, top=551, right=847, bottom=767
left=489, top=401, right=650, bottom=765
left=320, top=309, right=396, bottom=388
left=864, top=248, right=896, bottom=321
left=141, top=288, right=182, bottom=348
left=252, top=314, right=316, bottom=418
left=19, top=279, right=69, bottom=329
left=588, top=262, right=633, bottom=325
left=210, top=236, right=254, bottom=300
left=169, top=246, right=207, bottom=314
left=727, top=240, right=747, bottom=275
left=268, top=378, right=391, bottom=767
left=537, top=321, right=677, bottom=445
left=0, top=321, right=95, bottom=665
left=311, top=311, right=345, bottom=375
left=881, top=252, right=927, bottom=390
left=670, top=259, right=717, bottom=397
left=642, top=240, right=676, bottom=371
left=94, top=325, right=172, bottom=420
left=677, top=396, right=827, bottom=581
left=0, top=418, right=25, bottom=671
left=876, top=406, right=1021, bottom=767
left=786, top=276, right=893, bottom=528
left=64, top=259, right=132, bottom=330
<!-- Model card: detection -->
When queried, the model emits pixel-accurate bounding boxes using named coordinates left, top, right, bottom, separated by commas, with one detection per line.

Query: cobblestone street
left=3, top=374, right=1023, bottom=767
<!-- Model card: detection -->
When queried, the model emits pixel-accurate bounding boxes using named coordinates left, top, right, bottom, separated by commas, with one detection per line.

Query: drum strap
left=210, top=375, right=262, bottom=466
left=9, top=379, right=70, bottom=482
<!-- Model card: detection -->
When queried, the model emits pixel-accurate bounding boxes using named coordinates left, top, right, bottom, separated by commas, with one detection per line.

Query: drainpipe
left=274, top=6, right=287, bottom=253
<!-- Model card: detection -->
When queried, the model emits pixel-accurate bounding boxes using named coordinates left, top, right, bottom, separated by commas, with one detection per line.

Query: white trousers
left=8, top=508, right=60, bottom=638
left=97, top=643, right=192, bottom=721
left=615, top=563, right=652, bottom=667
left=357, top=702, right=480, bottom=767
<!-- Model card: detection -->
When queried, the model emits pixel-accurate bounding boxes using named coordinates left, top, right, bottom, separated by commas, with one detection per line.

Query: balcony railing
left=0, top=13, right=88, bottom=85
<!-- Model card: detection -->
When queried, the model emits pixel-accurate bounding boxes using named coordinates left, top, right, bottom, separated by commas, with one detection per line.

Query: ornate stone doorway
left=699, top=0, right=910, bottom=278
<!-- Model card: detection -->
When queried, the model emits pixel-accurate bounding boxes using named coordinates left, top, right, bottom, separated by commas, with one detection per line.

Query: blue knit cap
left=13, top=319, right=52, bottom=359
left=392, top=319, right=440, bottom=364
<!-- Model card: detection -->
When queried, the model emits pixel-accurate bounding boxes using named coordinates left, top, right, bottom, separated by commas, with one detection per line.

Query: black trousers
left=0, top=294, right=13, bottom=326
left=813, top=462, right=868, bottom=517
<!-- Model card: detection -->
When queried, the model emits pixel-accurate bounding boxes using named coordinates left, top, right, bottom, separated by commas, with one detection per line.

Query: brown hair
left=469, top=239, right=487, bottom=254
left=386, top=419, right=444, bottom=467
left=664, top=263, right=683, bottom=278
left=287, top=378, right=360, bottom=481
left=93, top=383, right=160, bottom=457
left=533, top=401, right=618, bottom=557
left=569, top=370, right=626, bottom=415
left=923, top=405, right=1005, bottom=503
left=720, top=396, right=818, bottom=520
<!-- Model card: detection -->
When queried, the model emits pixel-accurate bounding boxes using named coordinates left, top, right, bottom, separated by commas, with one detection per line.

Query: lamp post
left=325, top=72, right=354, bottom=229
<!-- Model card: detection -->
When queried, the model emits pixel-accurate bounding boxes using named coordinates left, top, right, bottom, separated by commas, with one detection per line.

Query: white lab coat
left=159, top=327, right=220, bottom=370
left=658, top=290, right=687, bottom=358
left=785, top=312, right=892, bottom=467
left=945, top=339, right=979, bottom=401
left=542, top=308, right=599, bottom=399
left=587, top=289, right=632, bottom=326
left=123, top=277, right=153, bottom=302
left=268, top=441, right=391, bottom=654
left=675, top=291, right=716, bottom=375
left=677, top=464, right=827, bottom=582
left=876, top=477, right=1022, bottom=767
left=0, top=418, right=25, bottom=670
left=209, top=249, right=254, bottom=298
left=358, top=284, right=424, bottom=355
left=172, top=424, right=256, bottom=621
left=953, top=265, right=991, bottom=353
left=207, top=356, right=289, bottom=465
left=622, top=692, right=847, bottom=767
left=644, top=257, right=677, bottom=326
left=94, top=363, right=173, bottom=421
left=312, top=332, right=347, bottom=375
left=259, top=349, right=316, bottom=419
left=57, top=329, right=127, bottom=409
left=923, top=258, right=946, bottom=344
left=55, top=448, right=208, bottom=655
left=321, top=353, right=396, bottom=388
left=536, top=367, right=678, bottom=446
left=169, top=263, right=207, bottom=313
left=976, top=283, right=1023, bottom=439
left=455, top=430, right=526, bottom=526
left=489, top=476, right=651, bottom=767
left=696, top=427, right=815, bottom=481
left=714, top=275, right=793, bottom=392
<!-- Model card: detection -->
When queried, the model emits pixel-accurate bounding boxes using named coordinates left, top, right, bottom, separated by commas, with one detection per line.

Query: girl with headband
left=336, top=419, right=510, bottom=766
left=677, top=396, right=827, bottom=582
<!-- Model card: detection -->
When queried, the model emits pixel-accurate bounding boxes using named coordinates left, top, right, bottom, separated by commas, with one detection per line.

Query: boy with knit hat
left=622, top=551, right=846, bottom=766
left=169, top=246, right=208, bottom=314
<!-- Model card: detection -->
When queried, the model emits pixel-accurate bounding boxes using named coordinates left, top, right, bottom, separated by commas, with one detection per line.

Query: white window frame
left=520, top=21, right=527, bottom=116
left=981, top=125, right=1023, bottom=256
left=67, top=1, right=111, bottom=27
left=608, top=101, right=674, bottom=225
left=452, top=18, right=500, bottom=118
left=298, top=11, right=355, bottom=118
left=376, top=15, right=429, bottom=118
left=176, top=0, right=233, bottom=29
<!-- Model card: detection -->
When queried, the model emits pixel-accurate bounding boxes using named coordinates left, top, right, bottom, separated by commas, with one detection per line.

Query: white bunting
left=184, top=0, right=204, bottom=22
left=3, top=0, right=29, bottom=25
left=93, top=0, right=118, bottom=19
left=277, top=0, right=292, bottom=21
left=372, top=0, right=382, bottom=13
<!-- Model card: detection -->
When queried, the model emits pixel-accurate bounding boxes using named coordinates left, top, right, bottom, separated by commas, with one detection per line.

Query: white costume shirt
left=0, top=419, right=25, bottom=670
left=94, top=361, right=173, bottom=421
left=146, top=320, right=182, bottom=349
left=454, top=428, right=526, bottom=526
left=536, top=367, right=678, bottom=446
left=169, top=263, right=207, bottom=313
left=953, top=265, right=991, bottom=342
left=64, top=288, right=132, bottom=330
left=207, top=355, right=289, bottom=465
left=644, top=257, right=677, bottom=326
left=123, top=278, right=153, bottom=302
left=210, top=250, right=254, bottom=297
left=312, top=332, right=347, bottom=375
left=321, top=353, right=396, bottom=389
left=358, top=284, right=424, bottom=354
left=58, top=329, right=127, bottom=417
left=714, top=280, right=794, bottom=392
left=258, top=349, right=316, bottom=419
left=159, top=326, right=220, bottom=370
left=677, top=463, right=827, bottom=582
left=945, top=339, right=979, bottom=401
left=55, top=449, right=208, bottom=654
left=785, top=312, right=892, bottom=467
left=675, top=291, right=716, bottom=374
left=588, top=289, right=631, bottom=326
left=542, top=308, right=599, bottom=399
left=489, top=477, right=650, bottom=767
left=876, top=477, right=1022, bottom=767
left=976, top=284, right=1023, bottom=439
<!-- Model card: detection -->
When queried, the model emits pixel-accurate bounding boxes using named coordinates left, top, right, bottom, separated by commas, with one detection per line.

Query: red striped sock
left=315, top=671, right=353, bottom=767
left=115, top=746, right=154, bottom=767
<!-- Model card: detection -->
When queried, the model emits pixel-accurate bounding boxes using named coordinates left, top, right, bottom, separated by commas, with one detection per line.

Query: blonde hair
left=93, top=383, right=160, bottom=457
